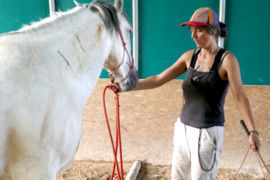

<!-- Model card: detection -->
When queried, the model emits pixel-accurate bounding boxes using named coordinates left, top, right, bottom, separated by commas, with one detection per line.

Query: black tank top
left=180, top=48, right=229, bottom=128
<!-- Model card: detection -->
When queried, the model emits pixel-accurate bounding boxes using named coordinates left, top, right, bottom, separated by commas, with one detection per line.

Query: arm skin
left=222, top=53, right=261, bottom=151
left=132, top=50, right=194, bottom=91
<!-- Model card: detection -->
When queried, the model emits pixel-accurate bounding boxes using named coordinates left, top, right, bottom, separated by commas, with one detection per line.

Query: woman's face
left=189, top=26, right=215, bottom=48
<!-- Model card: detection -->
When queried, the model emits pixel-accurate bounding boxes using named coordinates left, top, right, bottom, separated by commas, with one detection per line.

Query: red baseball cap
left=180, top=7, right=219, bottom=27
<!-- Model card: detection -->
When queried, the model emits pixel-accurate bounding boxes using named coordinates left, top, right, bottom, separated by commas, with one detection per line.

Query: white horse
left=0, top=0, right=138, bottom=179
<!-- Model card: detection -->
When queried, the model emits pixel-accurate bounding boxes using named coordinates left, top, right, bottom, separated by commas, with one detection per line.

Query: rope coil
left=103, top=85, right=124, bottom=180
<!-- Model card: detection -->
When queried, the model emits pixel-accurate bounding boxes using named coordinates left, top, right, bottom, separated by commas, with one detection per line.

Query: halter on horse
left=0, top=0, right=138, bottom=179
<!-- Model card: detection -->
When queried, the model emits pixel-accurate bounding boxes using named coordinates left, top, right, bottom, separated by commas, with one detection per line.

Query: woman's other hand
left=249, top=131, right=261, bottom=152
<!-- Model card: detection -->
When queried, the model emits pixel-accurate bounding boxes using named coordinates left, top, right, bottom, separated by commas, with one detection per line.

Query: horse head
left=88, top=0, right=139, bottom=91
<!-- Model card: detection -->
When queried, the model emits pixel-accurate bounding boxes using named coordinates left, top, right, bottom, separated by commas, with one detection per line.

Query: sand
left=57, top=79, right=270, bottom=180
left=57, top=160, right=268, bottom=180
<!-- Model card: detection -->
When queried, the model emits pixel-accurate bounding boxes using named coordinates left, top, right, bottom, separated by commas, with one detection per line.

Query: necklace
left=195, top=48, right=220, bottom=72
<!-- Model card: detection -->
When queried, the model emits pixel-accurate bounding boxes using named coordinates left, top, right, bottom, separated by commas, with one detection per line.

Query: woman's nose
left=191, top=31, right=197, bottom=39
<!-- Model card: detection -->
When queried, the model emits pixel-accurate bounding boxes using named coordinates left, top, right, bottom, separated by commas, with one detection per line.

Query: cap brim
left=180, top=21, right=208, bottom=27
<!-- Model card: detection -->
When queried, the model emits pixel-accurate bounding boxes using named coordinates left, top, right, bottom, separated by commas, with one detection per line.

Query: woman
left=116, top=7, right=261, bottom=179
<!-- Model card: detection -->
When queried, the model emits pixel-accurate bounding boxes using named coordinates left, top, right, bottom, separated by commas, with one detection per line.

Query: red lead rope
left=103, top=85, right=124, bottom=180
left=234, top=146, right=270, bottom=179
left=102, top=25, right=135, bottom=180
left=234, top=120, right=270, bottom=179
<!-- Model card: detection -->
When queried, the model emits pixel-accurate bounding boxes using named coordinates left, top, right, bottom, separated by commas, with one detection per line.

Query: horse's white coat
left=0, top=2, right=135, bottom=179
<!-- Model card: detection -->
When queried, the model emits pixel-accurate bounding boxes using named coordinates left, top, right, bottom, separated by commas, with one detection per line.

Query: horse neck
left=57, top=8, right=112, bottom=72
left=43, top=8, right=112, bottom=94
left=59, top=8, right=113, bottom=98
left=19, top=8, right=112, bottom=101
left=60, top=8, right=112, bottom=85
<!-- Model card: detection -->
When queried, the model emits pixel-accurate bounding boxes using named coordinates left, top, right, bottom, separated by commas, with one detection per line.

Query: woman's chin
left=194, top=42, right=200, bottom=47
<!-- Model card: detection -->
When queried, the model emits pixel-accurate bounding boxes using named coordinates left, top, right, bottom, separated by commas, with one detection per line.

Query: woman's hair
left=207, top=22, right=228, bottom=38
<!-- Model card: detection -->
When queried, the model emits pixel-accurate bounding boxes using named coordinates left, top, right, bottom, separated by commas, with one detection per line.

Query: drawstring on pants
left=198, top=129, right=217, bottom=172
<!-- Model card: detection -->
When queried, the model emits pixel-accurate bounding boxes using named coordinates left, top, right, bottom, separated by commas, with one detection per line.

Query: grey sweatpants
left=171, top=119, right=224, bottom=180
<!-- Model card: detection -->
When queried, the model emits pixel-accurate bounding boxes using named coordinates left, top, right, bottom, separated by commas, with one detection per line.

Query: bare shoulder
left=223, top=51, right=238, bottom=67
left=219, top=51, right=242, bottom=81
left=182, top=49, right=195, bottom=59
left=179, top=49, right=195, bottom=67
left=219, top=51, right=239, bottom=80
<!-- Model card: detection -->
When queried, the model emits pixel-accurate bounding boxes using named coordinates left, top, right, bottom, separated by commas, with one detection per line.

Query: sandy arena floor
left=58, top=79, right=270, bottom=179
left=57, top=160, right=269, bottom=180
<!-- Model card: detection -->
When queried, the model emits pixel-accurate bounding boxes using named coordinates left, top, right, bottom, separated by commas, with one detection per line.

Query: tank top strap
left=216, top=50, right=230, bottom=70
left=190, top=48, right=201, bottom=68
left=210, top=48, right=227, bottom=72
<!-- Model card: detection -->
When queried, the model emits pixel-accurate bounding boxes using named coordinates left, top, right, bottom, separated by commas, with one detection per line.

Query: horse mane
left=1, top=1, right=129, bottom=37
left=89, top=1, right=129, bottom=34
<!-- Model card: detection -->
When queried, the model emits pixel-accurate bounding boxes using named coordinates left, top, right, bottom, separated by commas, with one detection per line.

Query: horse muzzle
left=119, top=68, right=139, bottom=91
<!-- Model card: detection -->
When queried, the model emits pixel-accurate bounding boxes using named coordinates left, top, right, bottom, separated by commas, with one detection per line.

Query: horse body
left=0, top=1, right=138, bottom=179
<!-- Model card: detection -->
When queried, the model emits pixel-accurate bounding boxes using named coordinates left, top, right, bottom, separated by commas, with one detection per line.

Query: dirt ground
left=56, top=79, right=270, bottom=180
left=57, top=160, right=269, bottom=180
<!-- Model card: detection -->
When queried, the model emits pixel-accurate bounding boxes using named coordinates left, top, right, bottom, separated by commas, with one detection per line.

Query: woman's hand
left=249, top=132, right=261, bottom=152
left=112, top=83, right=123, bottom=92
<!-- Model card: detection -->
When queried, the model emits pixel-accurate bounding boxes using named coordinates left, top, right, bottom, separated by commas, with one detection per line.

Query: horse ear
left=114, top=0, right=123, bottom=11
left=73, top=0, right=81, bottom=7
